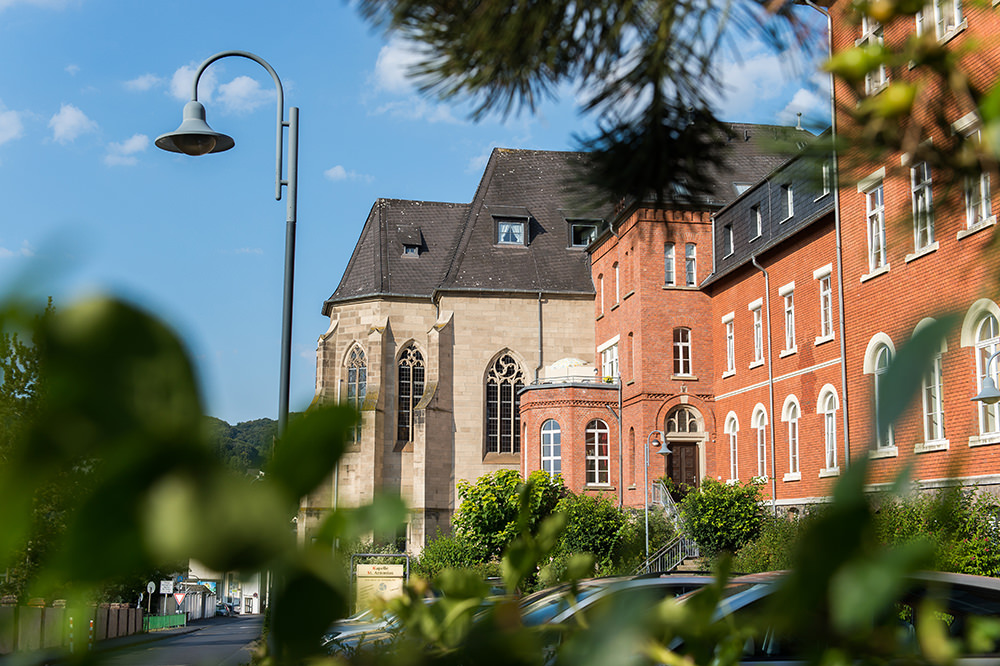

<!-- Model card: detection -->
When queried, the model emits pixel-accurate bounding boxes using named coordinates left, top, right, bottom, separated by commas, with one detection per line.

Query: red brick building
left=521, top=0, right=1000, bottom=513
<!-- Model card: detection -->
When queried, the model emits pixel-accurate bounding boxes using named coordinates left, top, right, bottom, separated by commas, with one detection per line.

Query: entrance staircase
left=634, top=481, right=701, bottom=574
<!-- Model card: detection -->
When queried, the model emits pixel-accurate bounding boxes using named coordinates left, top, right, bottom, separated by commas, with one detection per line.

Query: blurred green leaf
left=267, top=404, right=354, bottom=502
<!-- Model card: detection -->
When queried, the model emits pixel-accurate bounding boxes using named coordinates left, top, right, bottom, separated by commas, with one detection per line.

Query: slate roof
left=323, top=132, right=812, bottom=314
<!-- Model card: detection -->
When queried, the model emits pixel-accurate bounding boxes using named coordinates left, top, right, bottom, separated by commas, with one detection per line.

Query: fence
left=0, top=603, right=144, bottom=655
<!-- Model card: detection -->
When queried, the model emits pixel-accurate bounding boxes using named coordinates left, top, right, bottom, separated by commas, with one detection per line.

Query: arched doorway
left=664, top=406, right=703, bottom=488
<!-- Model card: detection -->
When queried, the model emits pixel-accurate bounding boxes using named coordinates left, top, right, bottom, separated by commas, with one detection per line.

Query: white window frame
left=613, top=262, right=620, bottom=303
left=976, top=315, right=1000, bottom=437
left=725, top=414, right=739, bottom=482
left=724, top=223, right=734, bottom=256
left=780, top=282, right=796, bottom=354
left=664, top=243, right=676, bottom=286
left=916, top=0, right=965, bottom=40
left=673, top=327, right=692, bottom=376
left=819, top=387, right=840, bottom=475
left=541, top=419, right=562, bottom=475
left=781, top=184, right=794, bottom=220
left=585, top=419, right=611, bottom=485
left=815, top=264, right=834, bottom=344
left=751, top=204, right=762, bottom=239
left=600, top=340, right=619, bottom=380
left=857, top=15, right=888, bottom=95
left=497, top=219, right=526, bottom=245
left=965, top=166, right=992, bottom=230
left=911, top=161, right=935, bottom=251
left=866, top=183, right=887, bottom=273
left=753, top=406, right=768, bottom=479
left=922, top=350, right=946, bottom=445
left=873, top=344, right=895, bottom=450
left=723, top=312, right=736, bottom=376
left=685, top=243, right=697, bottom=286
left=782, top=397, right=801, bottom=481
left=749, top=298, right=764, bottom=367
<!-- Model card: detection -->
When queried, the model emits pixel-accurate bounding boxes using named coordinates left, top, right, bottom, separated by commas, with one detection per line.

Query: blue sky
left=0, top=0, right=830, bottom=425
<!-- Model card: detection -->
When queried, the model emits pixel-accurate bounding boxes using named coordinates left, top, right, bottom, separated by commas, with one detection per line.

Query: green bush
left=732, top=513, right=800, bottom=573
left=554, top=492, right=627, bottom=570
left=412, top=530, right=483, bottom=581
left=453, top=469, right=566, bottom=561
left=679, top=478, right=763, bottom=558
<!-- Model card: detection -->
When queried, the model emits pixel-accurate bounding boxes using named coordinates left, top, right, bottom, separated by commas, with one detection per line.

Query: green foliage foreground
left=5, top=294, right=1000, bottom=666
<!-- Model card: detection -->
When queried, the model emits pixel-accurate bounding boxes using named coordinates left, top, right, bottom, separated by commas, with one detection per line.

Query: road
left=97, top=615, right=263, bottom=666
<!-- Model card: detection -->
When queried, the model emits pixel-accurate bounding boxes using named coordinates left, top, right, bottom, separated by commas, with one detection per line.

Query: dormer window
left=497, top=219, right=526, bottom=245
left=403, top=244, right=419, bottom=256
left=570, top=221, right=599, bottom=247
left=396, top=224, right=423, bottom=257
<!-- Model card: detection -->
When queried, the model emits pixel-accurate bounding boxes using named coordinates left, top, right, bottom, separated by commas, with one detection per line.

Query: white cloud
left=65, top=64, right=80, bottom=76
left=48, top=103, right=97, bottom=143
left=324, top=165, right=374, bottom=183
left=0, top=0, right=74, bottom=11
left=0, top=240, right=35, bottom=259
left=125, top=73, right=162, bottom=92
left=373, top=38, right=425, bottom=94
left=373, top=97, right=459, bottom=124
left=233, top=247, right=263, bottom=255
left=0, top=103, right=24, bottom=146
left=466, top=144, right=499, bottom=174
left=777, top=86, right=828, bottom=127
left=217, top=75, right=273, bottom=114
left=104, top=133, right=148, bottom=166
left=170, top=64, right=218, bottom=102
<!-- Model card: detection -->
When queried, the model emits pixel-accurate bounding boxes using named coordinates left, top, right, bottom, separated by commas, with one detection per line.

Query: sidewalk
left=0, top=614, right=239, bottom=665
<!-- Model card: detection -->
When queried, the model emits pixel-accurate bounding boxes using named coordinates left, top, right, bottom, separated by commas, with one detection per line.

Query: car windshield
left=520, top=582, right=615, bottom=626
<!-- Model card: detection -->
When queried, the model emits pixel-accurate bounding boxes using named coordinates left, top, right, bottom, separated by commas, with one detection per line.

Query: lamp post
left=972, top=349, right=1000, bottom=405
left=643, top=429, right=671, bottom=572
left=156, top=50, right=298, bottom=437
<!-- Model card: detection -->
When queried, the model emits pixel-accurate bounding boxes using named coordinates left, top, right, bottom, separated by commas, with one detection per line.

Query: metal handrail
left=636, top=534, right=700, bottom=575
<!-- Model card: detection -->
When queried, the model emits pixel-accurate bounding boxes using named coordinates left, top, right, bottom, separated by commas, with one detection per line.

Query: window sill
left=864, top=80, right=890, bottom=97
left=915, top=439, right=949, bottom=454
left=969, top=433, right=1000, bottom=448
left=869, top=445, right=898, bottom=459
left=722, top=369, right=735, bottom=379
left=662, top=285, right=699, bottom=291
left=779, top=348, right=797, bottom=358
left=905, top=241, right=939, bottom=263
left=749, top=359, right=764, bottom=369
left=939, top=19, right=967, bottom=45
left=780, top=215, right=794, bottom=224
left=483, top=453, right=521, bottom=464
left=819, top=467, right=840, bottom=478
left=623, top=290, right=635, bottom=301
left=750, top=234, right=761, bottom=243
left=585, top=484, right=616, bottom=491
left=782, top=472, right=801, bottom=482
left=726, top=478, right=740, bottom=486
left=626, top=380, right=635, bottom=386
left=596, top=313, right=604, bottom=321
left=860, top=263, right=890, bottom=283
left=957, top=215, right=997, bottom=240
left=610, top=303, right=620, bottom=311
left=671, top=374, right=698, bottom=381
left=815, top=334, right=835, bottom=347
left=813, top=192, right=831, bottom=203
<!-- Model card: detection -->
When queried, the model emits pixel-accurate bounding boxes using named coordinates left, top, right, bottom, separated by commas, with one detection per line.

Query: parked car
left=215, top=602, right=231, bottom=617
left=669, top=570, right=1000, bottom=663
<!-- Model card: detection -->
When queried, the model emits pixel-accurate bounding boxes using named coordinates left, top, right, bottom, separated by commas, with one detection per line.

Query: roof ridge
left=438, top=147, right=502, bottom=289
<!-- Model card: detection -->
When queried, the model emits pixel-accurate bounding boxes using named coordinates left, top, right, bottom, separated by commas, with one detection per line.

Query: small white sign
left=159, top=580, right=174, bottom=594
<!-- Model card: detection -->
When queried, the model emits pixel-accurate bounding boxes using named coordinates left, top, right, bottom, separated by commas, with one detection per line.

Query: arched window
left=486, top=353, right=526, bottom=454
left=977, top=314, right=1000, bottom=435
left=819, top=387, right=840, bottom=470
left=917, top=319, right=946, bottom=444
left=874, top=344, right=893, bottom=449
left=752, top=406, right=768, bottom=478
left=585, top=419, right=610, bottom=485
left=541, top=420, right=561, bottom=475
left=725, top=414, right=739, bottom=481
left=666, top=407, right=698, bottom=433
left=346, top=346, right=367, bottom=443
left=397, top=343, right=424, bottom=443
left=673, top=328, right=691, bottom=375
left=782, top=397, right=800, bottom=476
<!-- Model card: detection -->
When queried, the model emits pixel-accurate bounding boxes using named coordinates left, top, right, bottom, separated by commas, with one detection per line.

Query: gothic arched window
left=346, top=345, right=366, bottom=443
left=397, top=344, right=425, bottom=442
left=485, top=353, right=525, bottom=454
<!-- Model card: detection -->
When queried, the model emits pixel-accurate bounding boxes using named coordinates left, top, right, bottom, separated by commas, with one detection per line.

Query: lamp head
left=155, top=100, right=235, bottom=156
left=973, top=376, right=1000, bottom=405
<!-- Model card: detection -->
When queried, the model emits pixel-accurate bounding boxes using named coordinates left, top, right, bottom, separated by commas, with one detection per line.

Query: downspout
left=619, top=377, right=623, bottom=507
left=751, top=255, right=778, bottom=516
left=537, top=292, right=543, bottom=382
left=804, top=0, right=851, bottom=466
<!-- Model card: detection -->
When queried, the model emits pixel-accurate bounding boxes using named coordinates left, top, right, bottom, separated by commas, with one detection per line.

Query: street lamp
left=972, top=349, right=1000, bottom=405
left=156, top=50, right=298, bottom=436
left=643, top=429, right=671, bottom=572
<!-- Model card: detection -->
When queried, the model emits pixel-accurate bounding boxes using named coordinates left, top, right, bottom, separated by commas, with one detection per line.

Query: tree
left=354, top=0, right=818, bottom=202
left=0, top=298, right=52, bottom=462
left=452, top=469, right=566, bottom=561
